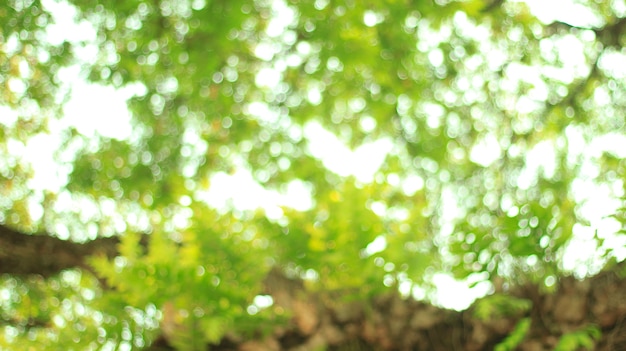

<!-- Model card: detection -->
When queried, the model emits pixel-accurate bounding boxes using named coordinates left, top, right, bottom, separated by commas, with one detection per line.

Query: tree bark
left=2, top=224, right=626, bottom=350
left=151, top=263, right=626, bottom=351
left=0, top=224, right=119, bottom=277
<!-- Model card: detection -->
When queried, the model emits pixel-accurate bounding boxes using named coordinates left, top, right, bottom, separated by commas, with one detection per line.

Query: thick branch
left=0, top=224, right=119, bottom=277
left=150, top=262, right=626, bottom=351
left=3, top=223, right=626, bottom=351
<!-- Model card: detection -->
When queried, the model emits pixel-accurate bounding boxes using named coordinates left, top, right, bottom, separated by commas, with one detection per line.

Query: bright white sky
left=525, top=0, right=611, bottom=27
left=5, top=0, right=625, bottom=311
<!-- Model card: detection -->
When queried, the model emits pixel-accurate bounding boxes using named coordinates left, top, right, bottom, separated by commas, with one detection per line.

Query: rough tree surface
left=2, top=228, right=626, bottom=350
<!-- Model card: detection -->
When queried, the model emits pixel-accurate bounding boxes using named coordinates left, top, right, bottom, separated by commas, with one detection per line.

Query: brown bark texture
left=0, top=224, right=119, bottom=277
left=200, top=264, right=626, bottom=351
left=2, top=225, right=626, bottom=350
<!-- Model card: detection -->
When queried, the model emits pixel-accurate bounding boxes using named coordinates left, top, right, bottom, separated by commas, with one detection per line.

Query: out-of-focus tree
left=1, top=0, right=626, bottom=349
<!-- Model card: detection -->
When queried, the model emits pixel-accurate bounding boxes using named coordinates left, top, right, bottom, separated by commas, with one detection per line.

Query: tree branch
left=481, top=0, right=505, bottom=13
left=546, top=16, right=626, bottom=48
left=0, top=224, right=119, bottom=277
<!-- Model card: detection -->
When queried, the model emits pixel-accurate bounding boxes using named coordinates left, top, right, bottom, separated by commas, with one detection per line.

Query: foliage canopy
left=1, top=0, right=626, bottom=349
